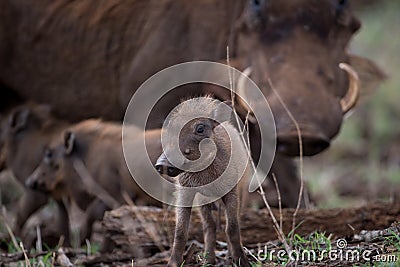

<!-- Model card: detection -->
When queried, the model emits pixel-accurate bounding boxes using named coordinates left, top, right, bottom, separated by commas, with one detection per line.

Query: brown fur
left=0, top=0, right=241, bottom=122
left=157, top=97, right=250, bottom=267
left=0, top=0, right=382, bottom=144
left=26, top=119, right=163, bottom=243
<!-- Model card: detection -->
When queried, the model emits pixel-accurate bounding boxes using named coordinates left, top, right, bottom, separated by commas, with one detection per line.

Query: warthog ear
left=8, top=108, right=30, bottom=132
left=64, top=131, right=75, bottom=155
left=211, top=100, right=234, bottom=128
left=239, top=0, right=266, bottom=31
left=235, top=67, right=257, bottom=124
left=348, top=54, right=387, bottom=98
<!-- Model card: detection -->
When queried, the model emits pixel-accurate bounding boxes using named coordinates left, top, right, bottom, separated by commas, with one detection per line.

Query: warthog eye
left=195, top=124, right=205, bottom=134
left=45, top=149, right=52, bottom=159
left=44, top=149, right=53, bottom=164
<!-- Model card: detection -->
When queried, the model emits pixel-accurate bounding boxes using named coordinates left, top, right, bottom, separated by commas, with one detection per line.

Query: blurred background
left=0, top=0, right=398, bottom=211
left=305, top=0, right=400, bottom=208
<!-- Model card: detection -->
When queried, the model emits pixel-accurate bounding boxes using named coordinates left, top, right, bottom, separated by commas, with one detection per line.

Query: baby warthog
left=26, top=119, right=163, bottom=243
left=0, top=104, right=70, bottom=243
left=156, top=97, right=251, bottom=267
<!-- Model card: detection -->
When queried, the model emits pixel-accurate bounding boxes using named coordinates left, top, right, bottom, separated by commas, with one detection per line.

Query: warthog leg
left=168, top=206, right=192, bottom=267
left=200, top=203, right=216, bottom=264
left=222, top=189, right=250, bottom=267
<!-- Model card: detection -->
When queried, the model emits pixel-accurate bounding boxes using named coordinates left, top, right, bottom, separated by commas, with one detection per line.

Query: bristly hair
left=170, top=95, right=220, bottom=121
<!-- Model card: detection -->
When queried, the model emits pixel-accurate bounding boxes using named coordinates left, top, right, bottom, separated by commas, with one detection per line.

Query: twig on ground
left=226, top=46, right=236, bottom=115
left=73, top=159, right=119, bottom=209
left=303, top=185, right=312, bottom=209
left=51, top=252, right=56, bottom=267
left=354, top=223, right=400, bottom=242
left=36, top=225, right=43, bottom=253
left=56, top=248, right=73, bottom=267
left=347, top=224, right=355, bottom=231
left=243, top=246, right=262, bottom=265
left=4, top=223, right=20, bottom=253
left=1, top=207, right=21, bottom=252
left=85, top=239, right=91, bottom=256
left=272, top=173, right=283, bottom=230
left=20, top=242, right=32, bottom=267
left=183, top=241, right=197, bottom=264
left=36, top=225, right=45, bottom=267
left=57, top=235, right=65, bottom=249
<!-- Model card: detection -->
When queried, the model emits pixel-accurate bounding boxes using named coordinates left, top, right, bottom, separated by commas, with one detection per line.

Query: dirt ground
left=1, top=200, right=399, bottom=266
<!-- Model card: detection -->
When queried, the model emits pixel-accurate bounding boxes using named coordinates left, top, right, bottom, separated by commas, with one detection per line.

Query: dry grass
left=267, top=78, right=305, bottom=241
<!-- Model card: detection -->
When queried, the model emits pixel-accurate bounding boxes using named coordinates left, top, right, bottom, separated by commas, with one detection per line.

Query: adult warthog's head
left=236, top=0, right=385, bottom=156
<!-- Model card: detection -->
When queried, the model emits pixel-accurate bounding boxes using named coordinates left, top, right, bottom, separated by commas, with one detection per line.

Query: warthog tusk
left=339, top=62, right=360, bottom=114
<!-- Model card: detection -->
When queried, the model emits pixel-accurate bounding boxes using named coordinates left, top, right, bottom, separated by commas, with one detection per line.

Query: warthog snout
left=277, top=129, right=330, bottom=156
left=155, top=153, right=183, bottom=177
left=25, top=169, right=46, bottom=191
